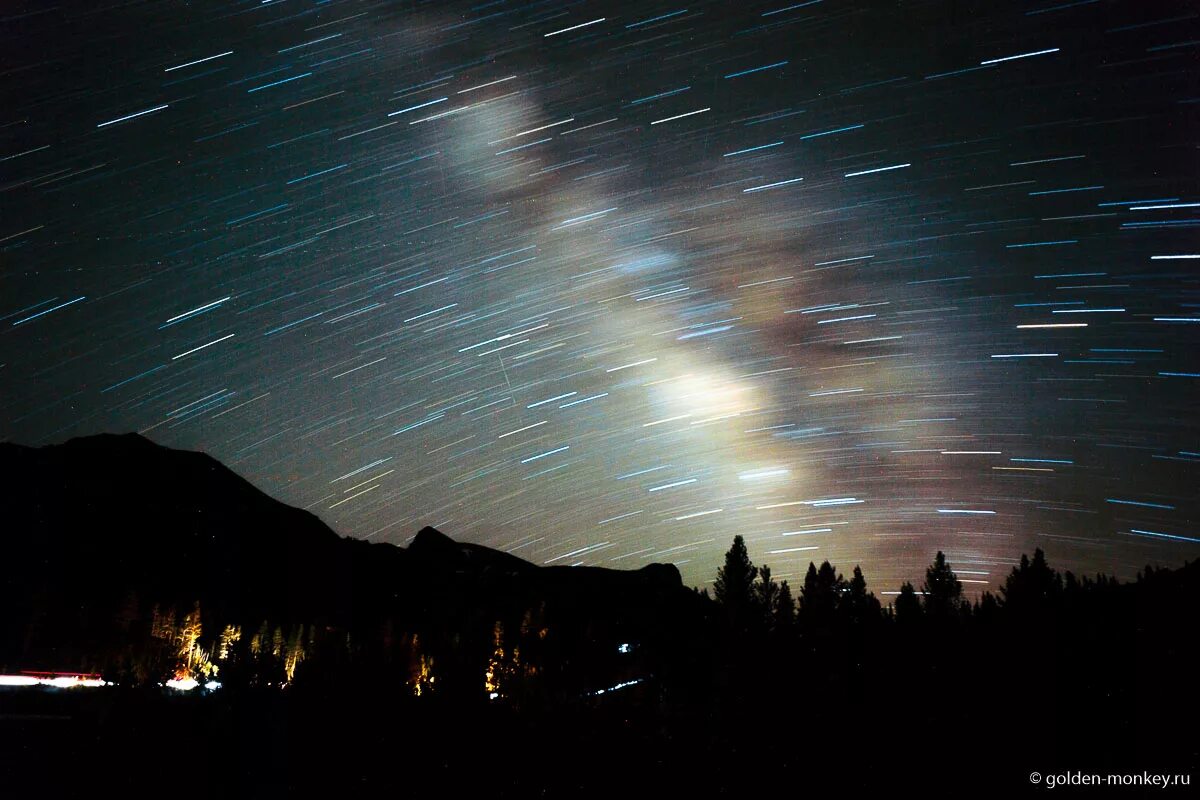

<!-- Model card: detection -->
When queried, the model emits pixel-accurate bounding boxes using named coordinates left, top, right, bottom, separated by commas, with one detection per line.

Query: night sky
left=2, top=0, right=1198, bottom=593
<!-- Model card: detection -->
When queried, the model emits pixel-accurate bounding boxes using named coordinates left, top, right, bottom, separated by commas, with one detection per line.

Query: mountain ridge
left=0, top=432, right=680, bottom=584
left=0, top=432, right=698, bottom=684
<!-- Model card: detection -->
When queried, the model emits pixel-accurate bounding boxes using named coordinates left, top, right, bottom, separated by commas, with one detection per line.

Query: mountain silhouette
left=1, top=434, right=1196, bottom=796
left=0, top=433, right=699, bottom=684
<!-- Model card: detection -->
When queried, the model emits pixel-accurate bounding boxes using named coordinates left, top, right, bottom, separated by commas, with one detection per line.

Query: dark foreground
left=2, top=672, right=1194, bottom=798
left=2, top=437, right=1195, bottom=795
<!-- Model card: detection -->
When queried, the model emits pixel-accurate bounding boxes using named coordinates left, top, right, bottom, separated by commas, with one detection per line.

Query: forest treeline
left=4, top=436, right=1196, bottom=793
left=703, top=534, right=1139, bottom=634
left=3, top=532, right=1197, bottom=795
left=7, top=531, right=1191, bottom=711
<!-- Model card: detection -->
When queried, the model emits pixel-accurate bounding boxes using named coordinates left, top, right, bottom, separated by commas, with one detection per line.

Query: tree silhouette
left=714, top=535, right=758, bottom=632
left=999, top=548, right=1062, bottom=615
left=800, top=561, right=845, bottom=627
left=842, top=565, right=882, bottom=627
left=921, top=551, right=963, bottom=620
left=754, top=564, right=780, bottom=629
left=974, top=591, right=1000, bottom=625
left=774, top=580, right=796, bottom=634
left=894, top=581, right=923, bottom=624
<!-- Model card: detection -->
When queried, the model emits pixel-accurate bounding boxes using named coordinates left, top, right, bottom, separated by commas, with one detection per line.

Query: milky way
left=2, top=0, right=1198, bottom=592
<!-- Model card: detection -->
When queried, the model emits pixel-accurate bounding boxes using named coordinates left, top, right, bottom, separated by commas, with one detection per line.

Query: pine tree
left=283, top=625, right=306, bottom=683
left=921, top=551, right=963, bottom=620
left=754, top=564, right=780, bottom=628
left=974, top=591, right=1000, bottom=625
left=802, top=562, right=820, bottom=606
left=217, top=624, right=241, bottom=662
left=800, top=560, right=845, bottom=625
left=999, top=548, right=1062, bottom=615
left=250, top=620, right=269, bottom=657
left=176, top=602, right=203, bottom=678
left=774, top=580, right=796, bottom=634
left=714, top=535, right=758, bottom=632
left=843, top=565, right=881, bottom=626
left=894, top=581, right=923, bottom=624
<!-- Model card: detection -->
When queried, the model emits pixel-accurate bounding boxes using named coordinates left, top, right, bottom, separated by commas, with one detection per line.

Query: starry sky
left=2, top=0, right=1198, bottom=594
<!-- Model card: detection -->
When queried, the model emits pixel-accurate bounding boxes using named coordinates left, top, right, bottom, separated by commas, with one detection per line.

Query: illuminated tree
left=283, top=625, right=305, bottom=683
left=178, top=603, right=202, bottom=659
left=250, top=621, right=269, bottom=657
left=217, top=624, right=241, bottom=662
left=414, top=654, right=436, bottom=697
left=174, top=601, right=204, bottom=679
left=483, top=621, right=522, bottom=701
left=408, top=634, right=436, bottom=697
left=484, top=621, right=505, bottom=699
left=150, top=604, right=176, bottom=642
left=271, top=625, right=284, bottom=659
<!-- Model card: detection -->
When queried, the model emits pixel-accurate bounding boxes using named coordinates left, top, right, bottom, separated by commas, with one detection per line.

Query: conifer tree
left=843, top=565, right=882, bottom=626
left=774, top=580, right=796, bottom=634
left=801, top=561, right=846, bottom=624
left=754, top=564, right=780, bottom=627
left=921, top=551, right=963, bottom=619
left=999, top=548, right=1063, bottom=614
left=894, top=581, right=923, bottom=624
left=714, top=535, right=758, bottom=632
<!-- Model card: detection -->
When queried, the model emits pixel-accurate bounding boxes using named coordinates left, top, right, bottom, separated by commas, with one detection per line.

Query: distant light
left=0, top=674, right=109, bottom=688
left=591, top=679, right=642, bottom=696
left=618, top=643, right=632, bottom=654
left=165, top=677, right=199, bottom=691
left=0, top=675, right=39, bottom=686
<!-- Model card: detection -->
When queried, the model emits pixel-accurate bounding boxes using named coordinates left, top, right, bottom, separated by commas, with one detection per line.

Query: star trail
left=1, top=0, right=1197, bottom=591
